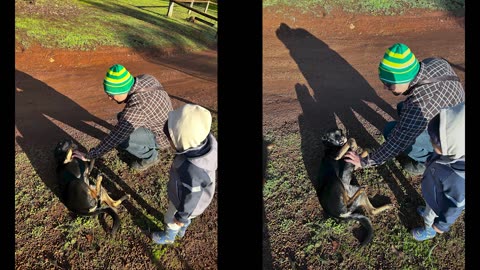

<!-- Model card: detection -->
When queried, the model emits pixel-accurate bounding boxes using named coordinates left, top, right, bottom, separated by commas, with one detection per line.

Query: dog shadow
left=275, top=23, right=424, bottom=229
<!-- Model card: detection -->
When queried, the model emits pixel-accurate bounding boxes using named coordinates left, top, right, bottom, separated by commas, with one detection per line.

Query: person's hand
left=344, top=151, right=362, bottom=170
left=72, top=150, right=89, bottom=161
left=173, top=218, right=184, bottom=227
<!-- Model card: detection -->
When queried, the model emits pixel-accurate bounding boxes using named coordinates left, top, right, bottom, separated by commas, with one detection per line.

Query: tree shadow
left=276, top=24, right=423, bottom=228
left=79, top=0, right=216, bottom=52
left=15, top=69, right=114, bottom=197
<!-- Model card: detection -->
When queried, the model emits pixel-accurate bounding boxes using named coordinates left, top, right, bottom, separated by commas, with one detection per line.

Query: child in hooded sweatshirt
left=411, top=102, right=465, bottom=241
left=151, top=104, right=217, bottom=244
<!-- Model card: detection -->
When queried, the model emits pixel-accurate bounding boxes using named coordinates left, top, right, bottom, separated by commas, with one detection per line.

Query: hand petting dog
left=72, top=150, right=89, bottom=161
left=344, top=151, right=361, bottom=169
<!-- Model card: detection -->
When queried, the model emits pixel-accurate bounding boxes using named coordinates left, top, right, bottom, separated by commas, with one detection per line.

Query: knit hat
left=379, top=43, right=420, bottom=84
left=103, top=64, right=135, bottom=95
left=167, top=104, right=212, bottom=151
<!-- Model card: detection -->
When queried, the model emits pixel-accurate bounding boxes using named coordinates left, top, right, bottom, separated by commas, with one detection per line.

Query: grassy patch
left=263, top=0, right=464, bottom=15
left=263, top=128, right=465, bottom=269
left=15, top=115, right=218, bottom=268
left=15, top=0, right=217, bottom=51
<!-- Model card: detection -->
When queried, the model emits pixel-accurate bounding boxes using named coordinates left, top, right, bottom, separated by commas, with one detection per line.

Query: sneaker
left=152, top=228, right=179, bottom=244
left=411, top=226, right=437, bottom=241
left=130, top=156, right=160, bottom=172
left=400, top=157, right=426, bottom=176
left=417, top=206, right=426, bottom=218
left=177, top=219, right=192, bottom=239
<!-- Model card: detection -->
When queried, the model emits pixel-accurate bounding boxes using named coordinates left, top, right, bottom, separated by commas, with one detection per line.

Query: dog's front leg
left=335, top=138, right=358, bottom=160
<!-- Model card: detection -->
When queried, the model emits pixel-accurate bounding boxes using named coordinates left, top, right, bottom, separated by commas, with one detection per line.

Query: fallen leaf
left=332, top=240, right=339, bottom=251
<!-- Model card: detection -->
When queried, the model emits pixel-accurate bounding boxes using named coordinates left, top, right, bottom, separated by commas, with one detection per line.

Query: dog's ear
left=64, top=148, right=73, bottom=164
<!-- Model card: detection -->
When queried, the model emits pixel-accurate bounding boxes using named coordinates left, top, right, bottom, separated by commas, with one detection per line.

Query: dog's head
left=321, top=128, right=347, bottom=148
left=54, top=139, right=78, bottom=165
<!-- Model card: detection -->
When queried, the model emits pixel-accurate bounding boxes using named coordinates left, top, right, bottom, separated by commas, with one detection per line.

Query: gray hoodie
left=167, top=134, right=218, bottom=223
left=439, top=101, right=465, bottom=159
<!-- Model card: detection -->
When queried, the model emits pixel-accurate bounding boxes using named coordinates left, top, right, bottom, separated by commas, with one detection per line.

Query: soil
left=262, top=7, right=465, bottom=270
left=15, top=6, right=465, bottom=269
left=15, top=45, right=218, bottom=269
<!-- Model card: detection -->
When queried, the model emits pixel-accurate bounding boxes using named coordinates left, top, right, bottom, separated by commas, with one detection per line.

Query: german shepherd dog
left=317, top=128, right=392, bottom=246
left=54, top=139, right=130, bottom=235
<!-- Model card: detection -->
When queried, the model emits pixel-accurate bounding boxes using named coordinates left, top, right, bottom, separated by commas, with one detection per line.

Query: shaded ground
left=15, top=46, right=217, bottom=269
left=263, top=8, right=465, bottom=270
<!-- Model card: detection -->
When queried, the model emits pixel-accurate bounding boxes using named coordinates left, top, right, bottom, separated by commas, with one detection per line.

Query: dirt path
left=15, top=46, right=218, bottom=269
left=16, top=46, right=217, bottom=150
left=262, top=8, right=465, bottom=269
left=263, top=9, right=464, bottom=133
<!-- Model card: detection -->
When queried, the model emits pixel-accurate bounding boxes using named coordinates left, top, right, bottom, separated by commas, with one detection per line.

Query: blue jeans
left=117, top=127, right=159, bottom=162
left=383, top=102, right=433, bottom=163
left=422, top=203, right=438, bottom=228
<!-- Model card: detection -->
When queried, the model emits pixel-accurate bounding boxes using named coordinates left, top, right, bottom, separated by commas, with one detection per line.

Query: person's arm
left=87, top=106, right=141, bottom=160
left=364, top=104, right=428, bottom=167
left=174, top=163, right=212, bottom=223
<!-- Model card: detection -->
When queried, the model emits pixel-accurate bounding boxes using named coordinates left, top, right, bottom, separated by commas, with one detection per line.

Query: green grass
left=263, top=0, right=464, bottom=15
left=15, top=0, right=217, bottom=51
left=15, top=116, right=219, bottom=268
left=263, top=129, right=465, bottom=269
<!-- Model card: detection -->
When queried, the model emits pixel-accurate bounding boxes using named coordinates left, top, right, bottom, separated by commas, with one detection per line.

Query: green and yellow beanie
left=103, top=64, right=135, bottom=95
left=378, top=43, right=420, bottom=84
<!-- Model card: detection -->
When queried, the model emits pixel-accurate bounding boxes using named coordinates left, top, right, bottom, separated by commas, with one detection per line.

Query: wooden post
left=188, top=0, right=195, bottom=15
left=167, top=1, right=175, bottom=17
left=204, top=0, right=210, bottom=13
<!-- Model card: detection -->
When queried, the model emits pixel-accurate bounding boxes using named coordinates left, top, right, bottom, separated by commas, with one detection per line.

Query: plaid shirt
left=363, top=58, right=465, bottom=167
left=87, top=74, right=173, bottom=159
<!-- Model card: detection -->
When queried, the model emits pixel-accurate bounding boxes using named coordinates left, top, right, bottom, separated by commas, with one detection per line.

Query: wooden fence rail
left=167, top=0, right=218, bottom=25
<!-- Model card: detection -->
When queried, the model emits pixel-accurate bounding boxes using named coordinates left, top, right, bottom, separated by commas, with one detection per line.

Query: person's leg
left=420, top=204, right=438, bottom=227
left=117, top=127, right=159, bottom=161
left=117, top=127, right=160, bottom=171
left=412, top=203, right=438, bottom=241
left=152, top=202, right=181, bottom=244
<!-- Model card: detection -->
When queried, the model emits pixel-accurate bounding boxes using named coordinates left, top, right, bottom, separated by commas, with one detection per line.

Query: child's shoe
left=411, top=226, right=437, bottom=241
left=152, top=228, right=179, bottom=244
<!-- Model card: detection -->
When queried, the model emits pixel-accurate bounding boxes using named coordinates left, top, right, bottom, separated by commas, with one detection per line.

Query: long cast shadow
left=15, top=69, right=114, bottom=198
left=276, top=24, right=423, bottom=228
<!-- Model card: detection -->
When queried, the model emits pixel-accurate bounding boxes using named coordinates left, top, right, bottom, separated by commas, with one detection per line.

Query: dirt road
left=15, top=46, right=218, bottom=269
left=262, top=8, right=465, bottom=269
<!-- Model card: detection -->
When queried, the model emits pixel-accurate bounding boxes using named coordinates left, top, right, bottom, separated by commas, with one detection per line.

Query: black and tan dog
left=317, top=128, right=392, bottom=246
left=54, top=139, right=130, bottom=235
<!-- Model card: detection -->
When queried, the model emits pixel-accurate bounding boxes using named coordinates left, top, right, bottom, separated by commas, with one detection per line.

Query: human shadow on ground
left=15, top=69, right=174, bottom=268
left=276, top=23, right=423, bottom=228
left=15, top=69, right=114, bottom=197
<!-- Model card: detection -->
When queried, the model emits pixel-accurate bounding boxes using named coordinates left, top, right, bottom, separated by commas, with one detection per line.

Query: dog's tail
left=82, top=207, right=121, bottom=235
left=349, top=213, right=374, bottom=246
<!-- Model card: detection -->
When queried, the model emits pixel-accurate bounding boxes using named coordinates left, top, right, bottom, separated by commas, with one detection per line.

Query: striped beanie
left=379, top=43, right=420, bottom=84
left=103, top=64, right=135, bottom=95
